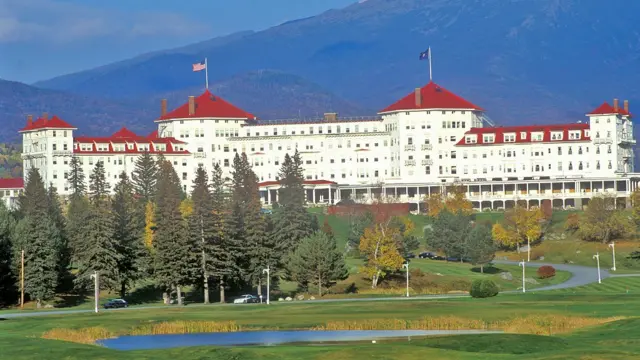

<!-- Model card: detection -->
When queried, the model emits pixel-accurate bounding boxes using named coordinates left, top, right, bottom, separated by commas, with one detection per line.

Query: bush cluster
left=470, top=279, right=499, bottom=298
left=537, top=265, right=556, bottom=279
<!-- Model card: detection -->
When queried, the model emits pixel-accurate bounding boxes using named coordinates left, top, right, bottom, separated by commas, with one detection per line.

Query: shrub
left=565, top=213, right=580, bottom=232
left=537, top=265, right=556, bottom=279
left=470, top=279, right=499, bottom=298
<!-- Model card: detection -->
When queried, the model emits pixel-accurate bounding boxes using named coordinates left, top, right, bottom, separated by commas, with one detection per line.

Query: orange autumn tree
left=492, top=206, right=544, bottom=261
left=425, top=184, right=473, bottom=216
left=358, top=201, right=405, bottom=288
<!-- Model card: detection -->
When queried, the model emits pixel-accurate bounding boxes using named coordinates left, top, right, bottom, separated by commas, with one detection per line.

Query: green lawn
left=549, top=276, right=640, bottom=294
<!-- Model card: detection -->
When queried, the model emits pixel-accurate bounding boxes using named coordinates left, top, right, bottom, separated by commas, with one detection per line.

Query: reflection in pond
left=99, top=330, right=501, bottom=350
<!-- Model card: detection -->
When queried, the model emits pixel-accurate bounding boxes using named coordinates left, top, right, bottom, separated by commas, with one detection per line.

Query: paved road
left=0, top=260, right=614, bottom=319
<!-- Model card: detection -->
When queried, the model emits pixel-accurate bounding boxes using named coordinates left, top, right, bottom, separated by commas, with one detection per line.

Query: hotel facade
left=15, top=81, right=639, bottom=211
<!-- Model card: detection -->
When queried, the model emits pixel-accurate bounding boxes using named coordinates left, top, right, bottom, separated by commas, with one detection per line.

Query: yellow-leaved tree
left=491, top=206, right=543, bottom=261
left=359, top=225, right=405, bottom=288
left=425, top=184, right=473, bottom=217
left=144, top=201, right=156, bottom=249
left=180, top=198, right=193, bottom=219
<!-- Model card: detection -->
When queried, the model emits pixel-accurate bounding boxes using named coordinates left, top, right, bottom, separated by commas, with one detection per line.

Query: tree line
left=0, top=150, right=347, bottom=308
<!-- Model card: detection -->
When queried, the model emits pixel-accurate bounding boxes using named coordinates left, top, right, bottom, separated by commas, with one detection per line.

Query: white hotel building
left=15, top=81, right=639, bottom=211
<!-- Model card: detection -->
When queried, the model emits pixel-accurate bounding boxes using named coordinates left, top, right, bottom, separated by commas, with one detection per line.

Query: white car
left=233, top=294, right=258, bottom=304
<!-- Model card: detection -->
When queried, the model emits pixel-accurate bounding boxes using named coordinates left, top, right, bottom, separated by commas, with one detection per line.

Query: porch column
left=312, top=188, right=316, bottom=204
left=328, top=188, right=332, bottom=204
left=267, top=188, right=271, bottom=204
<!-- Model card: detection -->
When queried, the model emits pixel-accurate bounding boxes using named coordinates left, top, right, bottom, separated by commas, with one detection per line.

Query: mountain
left=0, top=71, right=367, bottom=142
left=35, top=0, right=640, bottom=125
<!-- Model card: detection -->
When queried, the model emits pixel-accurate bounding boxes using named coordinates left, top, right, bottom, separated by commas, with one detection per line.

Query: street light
left=518, top=260, right=526, bottom=293
left=90, top=271, right=99, bottom=313
left=262, top=266, right=270, bottom=305
left=608, top=242, right=617, bottom=271
left=402, top=262, right=410, bottom=297
left=593, top=253, right=602, bottom=284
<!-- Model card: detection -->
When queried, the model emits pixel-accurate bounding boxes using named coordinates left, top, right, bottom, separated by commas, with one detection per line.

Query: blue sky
left=0, top=0, right=356, bottom=83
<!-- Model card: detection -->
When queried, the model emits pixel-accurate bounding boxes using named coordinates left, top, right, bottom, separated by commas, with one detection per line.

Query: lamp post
left=518, top=260, right=526, bottom=293
left=593, top=253, right=601, bottom=284
left=403, top=262, right=410, bottom=297
left=262, top=266, right=270, bottom=305
left=608, top=242, right=616, bottom=271
left=90, top=271, right=99, bottom=313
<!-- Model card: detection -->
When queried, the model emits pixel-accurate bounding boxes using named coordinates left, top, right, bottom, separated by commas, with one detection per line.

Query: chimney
left=624, top=100, right=629, bottom=113
left=42, top=112, right=48, bottom=120
left=188, top=96, right=195, bottom=116
left=613, top=98, right=619, bottom=112
left=415, top=88, right=422, bottom=107
left=323, top=112, right=337, bottom=122
left=27, top=114, right=33, bottom=127
left=161, top=99, right=167, bottom=117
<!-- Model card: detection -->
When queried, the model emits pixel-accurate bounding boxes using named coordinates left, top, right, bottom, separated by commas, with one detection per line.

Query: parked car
left=233, top=294, right=259, bottom=304
left=418, top=252, right=435, bottom=259
left=405, top=253, right=416, bottom=259
left=104, top=299, right=128, bottom=309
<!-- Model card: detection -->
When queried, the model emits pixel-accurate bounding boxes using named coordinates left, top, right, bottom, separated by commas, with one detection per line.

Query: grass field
left=2, top=290, right=640, bottom=359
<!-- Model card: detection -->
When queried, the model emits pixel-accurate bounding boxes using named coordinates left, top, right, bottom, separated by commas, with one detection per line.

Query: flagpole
left=428, top=46, right=433, bottom=81
left=205, top=58, right=209, bottom=89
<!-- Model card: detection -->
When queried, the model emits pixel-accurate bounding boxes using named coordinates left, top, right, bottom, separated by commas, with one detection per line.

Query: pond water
left=98, top=330, right=501, bottom=350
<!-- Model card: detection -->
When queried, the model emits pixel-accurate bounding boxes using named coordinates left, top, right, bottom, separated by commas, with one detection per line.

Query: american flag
left=192, top=62, right=206, bottom=72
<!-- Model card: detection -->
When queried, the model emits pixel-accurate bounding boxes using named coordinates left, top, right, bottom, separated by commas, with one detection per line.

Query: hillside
left=34, top=0, right=640, bottom=125
left=0, top=71, right=368, bottom=142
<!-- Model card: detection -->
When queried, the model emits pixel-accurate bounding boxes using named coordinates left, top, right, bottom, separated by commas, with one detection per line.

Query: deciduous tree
left=577, top=195, right=634, bottom=243
left=491, top=206, right=543, bottom=261
left=425, top=184, right=473, bottom=217
left=359, top=225, right=404, bottom=288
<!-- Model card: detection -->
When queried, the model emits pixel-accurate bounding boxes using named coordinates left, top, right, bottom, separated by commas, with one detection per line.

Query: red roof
left=455, top=123, right=590, bottom=146
left=0, top=178, right=24, bottom=189
left=19, top=115, right=75, bottom=132
left=258, top=180, right=337, bottom=187
left=380, top=81, right=482, bottom=113
left=158, top=89, right=255, bottom=121
left=587, top=102, right=632, bottom=117
left=73, top=127, right=189, bottom=155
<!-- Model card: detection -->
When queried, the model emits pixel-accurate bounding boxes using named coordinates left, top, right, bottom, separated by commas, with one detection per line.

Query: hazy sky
left=0, top=0, right=356, bottom=83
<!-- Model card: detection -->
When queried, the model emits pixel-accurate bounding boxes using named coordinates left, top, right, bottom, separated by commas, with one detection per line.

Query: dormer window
left=520, top=132, right=526, bottom=140
left=504, top=133, right=516, bottom=142
left=551, top=131, right=563, bottom=140
left=482, top=134, right=495, bottom=143
left=569, top=130, right=581, bottom=140
left=531, top=132, right=543, bottom=141
left=465, top=135, right=477, bottom=144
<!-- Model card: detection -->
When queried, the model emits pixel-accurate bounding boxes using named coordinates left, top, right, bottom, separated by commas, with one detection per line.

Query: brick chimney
left=161, top=99, right=167, bottom=117
left=188, top=96, right=195, bottom=116
left=42, top=112, right=48, bottom=125
left=624, top=100, right=629, bottom=113
left=26, top=115, right=33, bottom=127
left=323, top=112, right=337, bottom=122
left=415, top=88, right=422, bottom=107
left=613, top=98, right=619, bottom=112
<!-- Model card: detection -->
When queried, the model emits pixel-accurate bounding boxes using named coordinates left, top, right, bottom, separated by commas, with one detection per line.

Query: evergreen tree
left=47, top=185, right=71, bottom=292
left=288, top=231, right=348, bottom=296
left=154, top=160, right=193, bottom=305
left=225, top=153, right=252, bottom=284
left=89, top=161, right=110, bottom=203
left=0, top=203, right=17, bottom=307
left=76, top=161, right=119, bottom=291
left=14, top=216, right=61, bottom=308
left=465, top=224, right=496, bottom=273
left=425, top=210, right=471, bottom=260
left=272, top=151, right=313, bottom=251
left=18, top=168, right=48, bottom=218
left=188, top=166, right=216, bottom=304
left=66, top=195, right=91, bottom=261
left=67, top=155, right=86, bottom=196
left=346, top=211, right=374, bottom=254
left=112, top=172, right=144, bottom=297
left=131, top=151, right=158, bottom=202
left=210, top=163, right=233, bottom=303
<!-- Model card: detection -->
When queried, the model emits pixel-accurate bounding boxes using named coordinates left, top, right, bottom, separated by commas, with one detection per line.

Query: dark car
left=405, top=253, right=416, bottom=259
left=104, top=299, right=128, bottom=309
left=419, top=252, right=435, bottom=259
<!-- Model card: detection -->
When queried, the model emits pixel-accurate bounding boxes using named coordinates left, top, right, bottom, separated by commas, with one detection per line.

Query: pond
left=98, top=330, right=502, bottom=350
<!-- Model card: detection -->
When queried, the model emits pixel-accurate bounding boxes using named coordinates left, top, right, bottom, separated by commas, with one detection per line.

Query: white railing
left=421, top=144, right=433, bottom=151
left=421, top=159, right=433, bottom=166
left=404, top=144, right=415, bottom=151
left=593, top=138, right=613, bottom=145
left=193, top=152, right=207, bottom=158
left=52, top=150, right=72, bottom=156
left=405, top=159, right=416, bottom=166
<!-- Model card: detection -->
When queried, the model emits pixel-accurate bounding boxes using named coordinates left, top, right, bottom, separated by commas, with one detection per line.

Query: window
left=504, top=133, right=516, bottom=142
left=531, top=132, right=543, bottom=141
left=451, top=151, right=456, bottom=159
left=520, top=132, right=526, bottom=140
left=482, top=134, right=495, bottom=143
left=551, top=131, right=563, bottom=140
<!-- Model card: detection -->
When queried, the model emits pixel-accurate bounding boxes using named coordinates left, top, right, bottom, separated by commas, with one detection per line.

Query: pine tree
left=187, top=166, right=216, bottom=304
left=465, top=224, right=496, bottom=273
left=132, top=151, right=159, bottom=203
left=89, top=161, right=110, bottom=204
left=272, top=151, right=313, bottom=251
left=14, top=216, right=61, bottom=308
left=47, top=185, right=71, bottom=293
left=225, top=153, right=251, bottom=285
left=210, top=163, right=233, bottom=303
left=112, top=172, right=144, bottom=297
left=154, top=160, right=193, bottom=305
left=288, top=231, right=348, bottom=296
left=425, top=210, right=471, bottom=260
left=76, top=162, right=119, bottom=291
left=0, top=203, right=17, bottom=307
left=18, top=168, right=48, bottom=218
left=66, top=195, right=91, bottom=261
left=67, top=155, right=86, bottom=196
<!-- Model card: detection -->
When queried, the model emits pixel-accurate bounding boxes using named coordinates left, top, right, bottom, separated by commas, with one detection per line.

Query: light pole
left=608, top=242, right=617, bottom=271
left=403, top=262, right=409, bottom=297
left=262, top=266, right=270, bottom=305
left=518, top=260, right=526, bottom=293
left=593, top=253, right=602, bottom=284
left=90, top=271, right=99, bottom=313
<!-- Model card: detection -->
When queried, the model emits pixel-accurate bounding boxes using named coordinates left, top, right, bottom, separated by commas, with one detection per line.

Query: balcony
left=193, top=152, right=207, bottom=158
left=52, top=150, right=72, bottom=156
left=593, top=138, right=613, bottom=145
left=404, top=144, right=415, bottom=151
left=421, top=159, right=433, bottom=166
left=619, top=133, right=636, bottom=144
left=421, top=144, right=433, bottom=151
left=405, top=159, right=416, bottom=166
